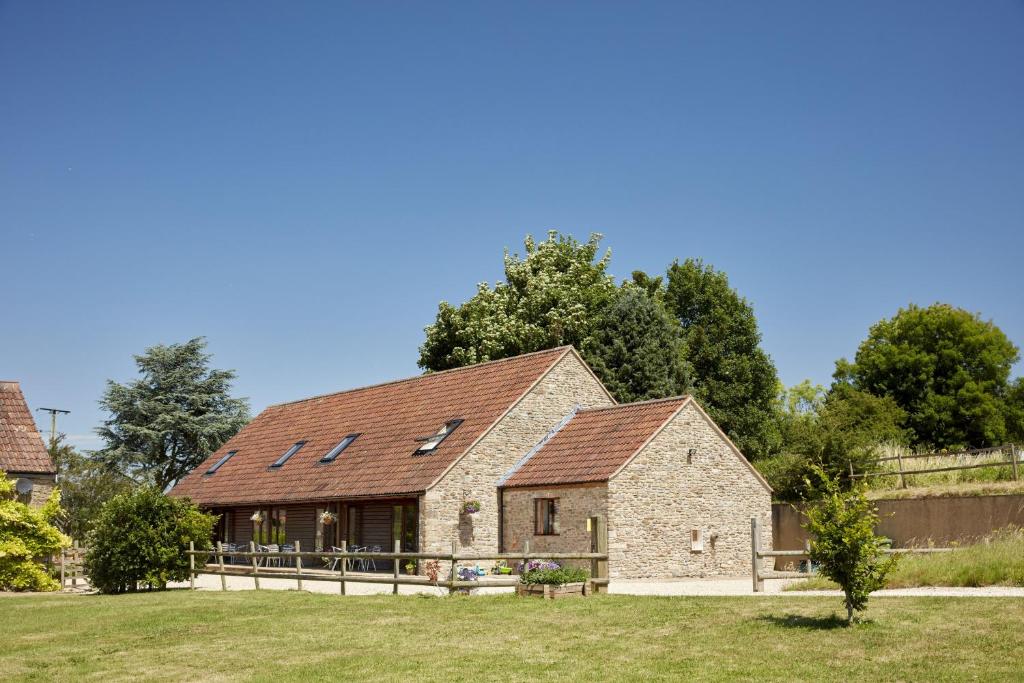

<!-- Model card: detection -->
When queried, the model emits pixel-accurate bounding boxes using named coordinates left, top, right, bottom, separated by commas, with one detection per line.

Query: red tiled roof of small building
left=0, top=381, right=56, bottom=475
left=170, top=347, right=574, bottom=506
left=501, top=396, right=689, bottom=488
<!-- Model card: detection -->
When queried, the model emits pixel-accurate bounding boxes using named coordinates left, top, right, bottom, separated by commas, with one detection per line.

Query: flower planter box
left=516, top=582, right=586, bottom=600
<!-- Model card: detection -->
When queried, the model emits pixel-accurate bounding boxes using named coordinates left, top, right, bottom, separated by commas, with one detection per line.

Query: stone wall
left=7, top=472, right=56, bottom=509
left=607, top=402, right=772, bottom=579
left=501, top=483, right=607, bottom=568
left=420, top=352, right=614, bottom=555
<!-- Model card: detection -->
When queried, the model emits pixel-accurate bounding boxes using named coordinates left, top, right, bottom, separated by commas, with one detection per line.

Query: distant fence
left=185, top=515, right=610, bottom=595
left=850, top=444, right=1019, bottom=488
left=749, top=517, right=952, bottom=592
left=59, top=543, right=87, bottom=590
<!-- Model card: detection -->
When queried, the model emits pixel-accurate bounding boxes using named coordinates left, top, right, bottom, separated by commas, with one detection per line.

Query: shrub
left=85, top=488, right=215, bottom=594
left=518, top=560, right=588, bottom=585
left=803, top=466, right=898, bottom=623
left=0, top=474, right=69, bottom=591
left=755, top=452, right=814, bottom=502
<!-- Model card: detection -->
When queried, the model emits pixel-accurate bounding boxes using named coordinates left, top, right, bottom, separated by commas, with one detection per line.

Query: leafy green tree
left=660, top=259, right=782, bottom=458
left=85, top=488, right=215, bottom=594
left=50, top=435, right=135, bottom=542
left=762, top=384, right=906, bottom=501
left=0, top=474, right=69, bottom=591
left=836, top=303, right=1020, bottom=449
left=97, top=337, right=250, bottom=491
left=584, top=286, right=690, bottom=403
left=419, top=231, right=616, bottom=370
left=803, top=466, right=898, bottom=623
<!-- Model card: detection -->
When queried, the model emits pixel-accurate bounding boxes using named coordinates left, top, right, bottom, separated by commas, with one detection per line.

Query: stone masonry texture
left=501, top=483, right=607, bottom=569
left=420, top=352, right=614, bottom=556
left=607, top=402, right=772, bottom=579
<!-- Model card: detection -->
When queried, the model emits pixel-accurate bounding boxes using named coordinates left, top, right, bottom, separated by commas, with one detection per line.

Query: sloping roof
left=501, top=397, right=688, bottom=488
left=0, top=381, right=56, bottom=475
left=170, top=347, right=573, bottom=506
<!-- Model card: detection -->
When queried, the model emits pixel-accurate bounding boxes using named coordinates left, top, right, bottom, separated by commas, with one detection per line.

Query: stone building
left=171, top=347, right=771, bottom=579
left=0, top=381, right=58, bottom=508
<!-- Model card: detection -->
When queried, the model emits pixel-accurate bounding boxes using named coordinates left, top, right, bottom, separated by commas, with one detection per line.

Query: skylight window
left=414, top=419, right=463, bottom=455
left=319, top=434, right=360, bottom=464
left=270, top=441, right=306, bottom=468
left=206, top=450, right=237, bottom=475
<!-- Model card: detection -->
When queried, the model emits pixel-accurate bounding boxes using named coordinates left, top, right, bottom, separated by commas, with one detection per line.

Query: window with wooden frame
left=534, top=498, right=559, bottom=535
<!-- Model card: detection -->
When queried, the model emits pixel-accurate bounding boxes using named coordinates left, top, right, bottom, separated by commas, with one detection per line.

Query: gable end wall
left=607, top=402, right=772, bottom=579
left=420, top=353, right=614, bottom=554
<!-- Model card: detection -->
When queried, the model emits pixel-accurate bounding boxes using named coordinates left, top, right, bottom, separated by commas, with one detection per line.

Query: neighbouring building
left=0, top=381, right=58, bottom=508
left=170, top=347, right=772, bottom=579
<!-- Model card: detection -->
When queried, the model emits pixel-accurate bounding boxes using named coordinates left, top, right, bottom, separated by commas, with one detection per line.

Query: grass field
left=3, top=591, right=1024, bottom=682
left=787, top=527, right=1024, bottom=591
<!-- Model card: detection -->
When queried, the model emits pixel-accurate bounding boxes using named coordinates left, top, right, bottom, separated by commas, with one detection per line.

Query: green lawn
left=3, top=592, right=1024, bottom=681
left=788, top=527, right=1024, bottom=591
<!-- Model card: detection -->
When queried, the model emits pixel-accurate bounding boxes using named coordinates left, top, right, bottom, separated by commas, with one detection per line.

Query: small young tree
left=85, top=488, right=215, bottom=594
left=0, top=473, right=69, bottom=591
left=803, top=466, right=897, bottom=623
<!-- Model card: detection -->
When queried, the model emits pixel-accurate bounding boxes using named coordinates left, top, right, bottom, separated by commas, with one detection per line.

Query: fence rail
left=185, top=515, right=610, bottom=596
left=749, top=517, right=953, bottom=591
left=849, top=443, right=1018, bottom=488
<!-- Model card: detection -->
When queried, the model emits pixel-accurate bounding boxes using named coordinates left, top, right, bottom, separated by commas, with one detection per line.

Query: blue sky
left=2, top=2, right=1022, bottom=451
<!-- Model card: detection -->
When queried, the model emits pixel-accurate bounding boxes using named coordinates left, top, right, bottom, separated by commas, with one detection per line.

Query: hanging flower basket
left=320, top=511, right=338, bottom=525
left=461, top=500, right=481, bottom=515
left=250, top=511, right=264, bottom=523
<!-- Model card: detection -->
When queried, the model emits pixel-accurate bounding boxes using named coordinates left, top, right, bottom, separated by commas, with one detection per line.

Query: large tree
left=50, top=435, right=135, bottom=542
left=584, top=286, right=690, bottom=403
left=659, top=259, right=782, bottom=458
left=419, top=231, right=617, bottom=370
left=97, top=337, right=250, bottom=491
left=835, top=303, right=1020, bottom=449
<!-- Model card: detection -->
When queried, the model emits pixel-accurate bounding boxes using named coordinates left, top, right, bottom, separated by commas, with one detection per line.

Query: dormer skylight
left=414, top=419, right=463, bottom=455
left=206, top=450, right=237, bottom=475
left=319, top=434, right=360, bottom=464
left=270, top=441, right=306, bottom=468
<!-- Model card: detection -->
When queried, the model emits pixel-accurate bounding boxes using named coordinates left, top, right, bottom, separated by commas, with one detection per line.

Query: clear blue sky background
left=2, top=2, right=1022, bottom=451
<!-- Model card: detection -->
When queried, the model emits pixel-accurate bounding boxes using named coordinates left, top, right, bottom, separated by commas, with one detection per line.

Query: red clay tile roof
left=501, top=396, right=689, bottom=488
left=0, top=381, right=56, bottom=475
left=170, top=347, right=573, bottom=506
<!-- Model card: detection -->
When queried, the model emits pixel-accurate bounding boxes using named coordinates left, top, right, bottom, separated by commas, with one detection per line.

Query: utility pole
left=36, top=407, right=70, bottom=450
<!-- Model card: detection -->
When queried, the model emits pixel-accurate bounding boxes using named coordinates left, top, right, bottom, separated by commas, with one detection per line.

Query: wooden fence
left=59, top=543, right=87, bottom=590
left=185, top=515, right=610, bottom=595
left=749, top=517, right=953, bottom=592
left=849, top=444, right=1019, bottom=488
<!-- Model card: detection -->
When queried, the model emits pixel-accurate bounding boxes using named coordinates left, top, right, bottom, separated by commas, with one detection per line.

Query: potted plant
left=461, top=500, right=481, bottom=515
left=250, top=511, right=264, bottom=523
left=516, top=560, right=589, bottom=599
left=424, top=560, right=441, bottom=583
left=404, top=560, right=416, bottom=575
left=320, top=510, right=337, bottom=525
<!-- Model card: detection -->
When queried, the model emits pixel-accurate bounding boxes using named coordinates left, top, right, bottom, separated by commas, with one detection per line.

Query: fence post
left=339, top=540, right=346, bottom=595
left=897, top=450, right=907, bottom=489
left=250, top=541, right=260, bottom=590
left=393, top=540, right=401, bottom=595
left=189, top=541, right=196, bottom=590
left=588, top=515, right=608, bottom=595
left=751, top=517, right=763, bottom=593
left=449, top=540, right=457, bottom=594
left=217, top=542, right=227, bottom=592
left=59, top=548, right=66, bottom=590
left=295, top=540, right=303, bottom=592
left=71, top=541, right=79, bottom=589
left=1010, top=444, right=1019, bottom=482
